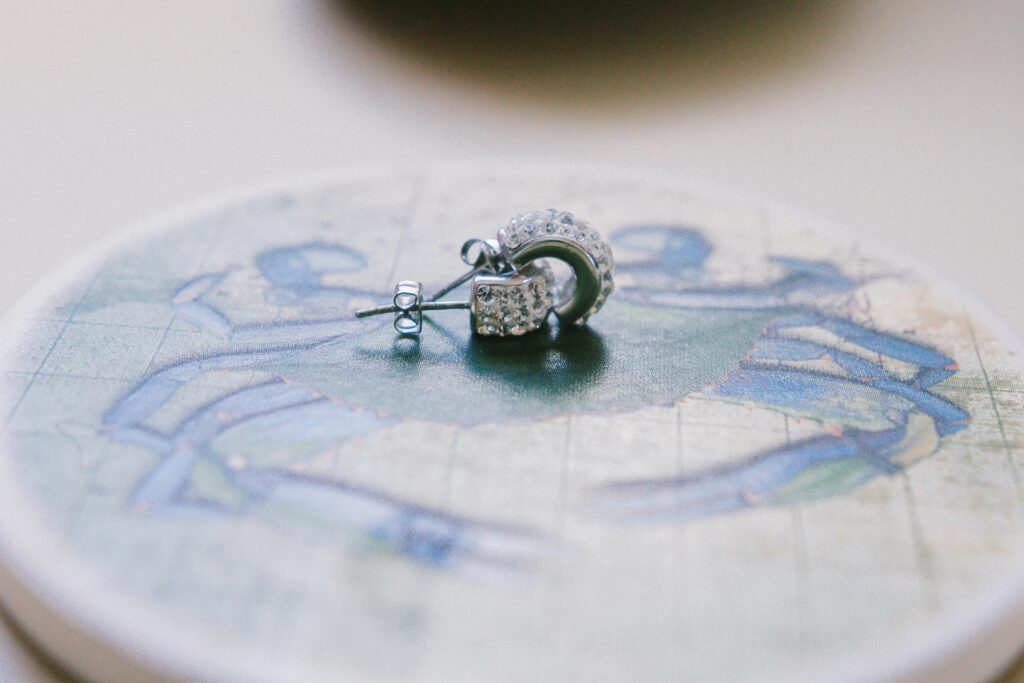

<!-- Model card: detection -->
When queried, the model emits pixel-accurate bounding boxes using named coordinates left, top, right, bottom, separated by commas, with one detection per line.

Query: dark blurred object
left=332, top=0, right=841, bottom=106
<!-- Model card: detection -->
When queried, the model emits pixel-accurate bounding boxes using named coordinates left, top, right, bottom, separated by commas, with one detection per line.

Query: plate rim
left=0, top=161, right=1021, bottom=683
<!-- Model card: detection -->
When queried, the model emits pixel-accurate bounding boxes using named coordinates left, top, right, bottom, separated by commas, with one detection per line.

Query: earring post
left=427, top=237, right=507, bottom=302
left=427, top=268, right=481, bottom=302
left=355, top=300, right=470, bottom=318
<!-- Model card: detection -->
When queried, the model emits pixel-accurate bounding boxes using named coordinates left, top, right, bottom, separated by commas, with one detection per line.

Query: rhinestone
left=476, top=286, right=494, bottom=305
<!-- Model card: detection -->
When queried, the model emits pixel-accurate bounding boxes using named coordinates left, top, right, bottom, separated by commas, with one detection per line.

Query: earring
left=355, top=264, right=554, bottom=337
left=355, top=210, right=614, bottom=337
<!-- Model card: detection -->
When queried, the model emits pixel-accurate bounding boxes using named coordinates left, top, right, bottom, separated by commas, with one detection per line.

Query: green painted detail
left=767, top=458, right=878, bottom=506
left=186, top=458, right=247, bottom=510
left=269, top=300, right=779, bottom=424
left=213, top=416, right=334, bottom=470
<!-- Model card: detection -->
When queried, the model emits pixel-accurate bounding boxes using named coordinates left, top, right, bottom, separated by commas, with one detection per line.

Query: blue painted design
left=95, top=224, right=969, bottom=571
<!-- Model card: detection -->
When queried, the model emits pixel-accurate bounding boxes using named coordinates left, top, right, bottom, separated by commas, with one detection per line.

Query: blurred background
left=0, top=1, right=1022, bottom=680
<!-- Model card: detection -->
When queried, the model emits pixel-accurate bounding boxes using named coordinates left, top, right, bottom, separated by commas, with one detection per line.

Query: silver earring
left=355, top=210, right=614, bottom=337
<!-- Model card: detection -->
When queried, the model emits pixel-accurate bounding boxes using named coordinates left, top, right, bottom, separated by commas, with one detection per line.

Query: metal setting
left=498, top=210, right=614, bottom=325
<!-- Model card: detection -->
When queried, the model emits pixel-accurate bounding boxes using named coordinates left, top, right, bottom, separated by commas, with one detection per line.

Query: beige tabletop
left=0, top=2, right=1022, bottom=681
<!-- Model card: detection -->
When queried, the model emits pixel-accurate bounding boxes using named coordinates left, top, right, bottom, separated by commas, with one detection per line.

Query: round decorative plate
left=0, top=167, right=1022, bottom=683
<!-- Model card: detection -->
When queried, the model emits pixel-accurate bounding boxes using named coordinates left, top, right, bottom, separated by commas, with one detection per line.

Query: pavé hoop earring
left=356, top=210, right=614, bottom=337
